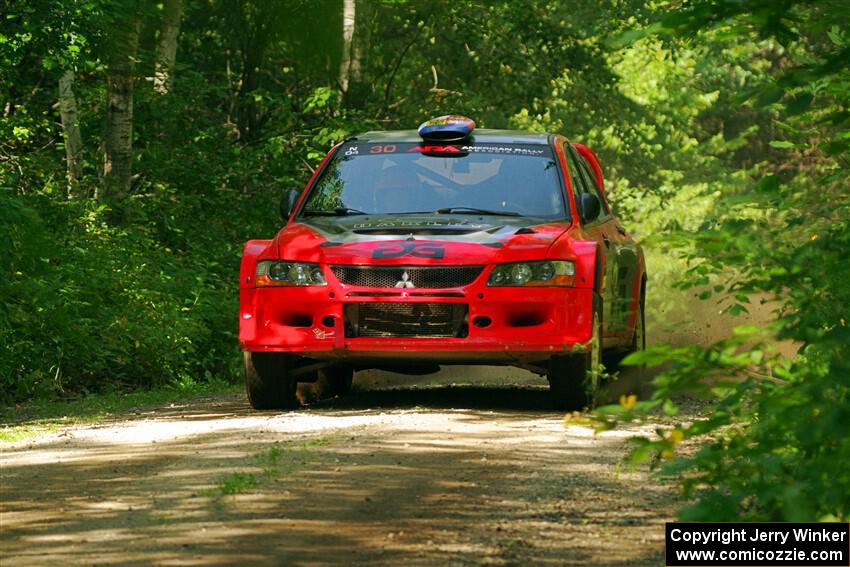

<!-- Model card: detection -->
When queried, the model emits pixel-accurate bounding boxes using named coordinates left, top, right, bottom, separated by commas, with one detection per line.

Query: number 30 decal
left=370, top=144, right=397, bottom=154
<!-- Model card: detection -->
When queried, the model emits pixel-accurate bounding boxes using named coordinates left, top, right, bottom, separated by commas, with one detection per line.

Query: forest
left=1, top=0, right=848, bottom=524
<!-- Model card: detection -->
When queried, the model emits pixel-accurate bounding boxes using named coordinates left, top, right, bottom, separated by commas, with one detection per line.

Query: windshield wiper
left=303, top=207, right=369, bottom=216
left=435, top=207, right=521, bottom=217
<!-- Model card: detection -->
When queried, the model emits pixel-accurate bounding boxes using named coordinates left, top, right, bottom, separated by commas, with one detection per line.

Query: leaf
left=621, top=349, right=672, bottom=367
left=826, top=25, right=845, bottom=47
left=785, top=92, right=813, bottom=116
left=755, top=87, right=784, bottom=107
left=733, top=325, right=761, bottom=336
left=768, top=140, right=796, bottom=149
left=606, top=28, right=648, bottom=49
left=822, top=140, right=849, bottom=156
left=594, top=403, right=627, bottom=417
left=726, top=303, right=749, bottom=316
left=756, top=174, right=780, bottom=193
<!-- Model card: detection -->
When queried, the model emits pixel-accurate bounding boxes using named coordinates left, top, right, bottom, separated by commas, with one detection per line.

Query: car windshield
left=300, top=142, right=567, bottom=219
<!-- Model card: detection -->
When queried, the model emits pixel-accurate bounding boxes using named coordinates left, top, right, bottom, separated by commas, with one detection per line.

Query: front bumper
left=239, top=279, right=594, bottom=365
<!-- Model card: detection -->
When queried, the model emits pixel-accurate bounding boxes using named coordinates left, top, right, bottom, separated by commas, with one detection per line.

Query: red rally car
left=239, top=116, right=646, bottom=410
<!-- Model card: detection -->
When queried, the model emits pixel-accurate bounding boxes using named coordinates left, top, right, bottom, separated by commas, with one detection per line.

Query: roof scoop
left=418, top=115, right=476, bottom=142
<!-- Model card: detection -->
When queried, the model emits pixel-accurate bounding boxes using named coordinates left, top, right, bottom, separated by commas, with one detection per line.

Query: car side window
left=563, top=143, right=586, bottom=202
left=575, top=154, right=611, bottom=215
left=567, top=145, right=610, bottom=220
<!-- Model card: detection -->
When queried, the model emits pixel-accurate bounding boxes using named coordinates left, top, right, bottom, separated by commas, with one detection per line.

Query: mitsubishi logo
left=395, top=271, right=415, bottom=288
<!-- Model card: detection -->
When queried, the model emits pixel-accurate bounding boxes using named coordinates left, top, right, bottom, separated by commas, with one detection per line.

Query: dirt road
left=1, top=369, right=680, bottom=566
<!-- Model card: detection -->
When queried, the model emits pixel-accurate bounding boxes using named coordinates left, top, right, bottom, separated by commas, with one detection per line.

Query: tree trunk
left=338, top=0, right=355, bottom=95
left=340, top=0, right=371, bottom=108
left=227, top=0, right=280, bottom=144
left=101, top=17, right=142, bottom=201
left=153, top=0, right=184, bottom=95
left=58, top=70, right=84, bottom=197
left=351, top=0, right=370, bottom=85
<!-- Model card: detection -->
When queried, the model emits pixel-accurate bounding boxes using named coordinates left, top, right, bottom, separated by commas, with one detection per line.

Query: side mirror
left=579, top=193, right=601, bottom=223
left=279, top=189, right=300, bottom=221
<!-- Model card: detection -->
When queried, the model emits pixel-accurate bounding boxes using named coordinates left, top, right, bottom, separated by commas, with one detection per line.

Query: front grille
left=330, top=265, right=483, bottom=289
left=344, top=303, right=468, bottom=338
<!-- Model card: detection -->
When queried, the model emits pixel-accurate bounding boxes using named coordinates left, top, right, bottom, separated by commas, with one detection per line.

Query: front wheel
left=548, top=296, right=603, bottom=411
left=244, top=352, right=299, bottom=410
left=321, top=366, right=354, bottom=397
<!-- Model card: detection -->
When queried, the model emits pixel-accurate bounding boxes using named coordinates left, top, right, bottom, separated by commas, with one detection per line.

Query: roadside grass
left=218, top=472, right=260, bottom=495
left=211, top=436, right=334, bottom=503
left=0, top=378, right=240, bottom=443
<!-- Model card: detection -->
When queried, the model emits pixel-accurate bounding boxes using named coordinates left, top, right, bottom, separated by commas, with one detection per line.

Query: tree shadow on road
left=312, top=384, right=556, bottom=412
left=1, top=399, right=675, bottom=567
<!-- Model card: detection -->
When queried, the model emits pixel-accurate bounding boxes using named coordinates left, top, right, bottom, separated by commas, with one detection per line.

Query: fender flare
left=570, top=239, right=604, bottom=292
left=240, top=239, right=273, bottom=289
left=594, top=245, right=605, bottom=295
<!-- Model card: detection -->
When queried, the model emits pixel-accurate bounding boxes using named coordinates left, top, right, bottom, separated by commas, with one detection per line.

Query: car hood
left=274, top=214, right=571, bottom=265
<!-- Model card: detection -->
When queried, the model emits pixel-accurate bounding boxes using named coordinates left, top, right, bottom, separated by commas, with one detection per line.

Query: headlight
left=256, top=261, right=327, bottom=286
left=487, top=261, right=575, bottom=287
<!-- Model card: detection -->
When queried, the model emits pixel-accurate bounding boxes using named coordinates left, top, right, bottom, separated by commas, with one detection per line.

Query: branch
left=299, top=156, right=315, bottom=174
left=382, top=34, right=419, bottom=112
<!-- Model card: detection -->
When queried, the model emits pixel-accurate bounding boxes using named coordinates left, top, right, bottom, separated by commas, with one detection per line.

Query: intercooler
left=343, top=302, right=469, bottom=338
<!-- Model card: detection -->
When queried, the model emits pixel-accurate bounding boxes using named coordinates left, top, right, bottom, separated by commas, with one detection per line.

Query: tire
left=631, top=301, right=646, bottom=355
left=603, top=296, right=646, bottom=374
left=625, top=300, right=647, bottom=384
left=244, top=351, right=299, bottom=410
left=548, top=295, right=603, bottom=411
left=321, top=366, right=354, bottom=397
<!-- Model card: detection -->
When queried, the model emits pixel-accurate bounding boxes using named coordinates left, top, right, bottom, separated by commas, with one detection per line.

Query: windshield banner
left=342, top=142, right=551, bottom=158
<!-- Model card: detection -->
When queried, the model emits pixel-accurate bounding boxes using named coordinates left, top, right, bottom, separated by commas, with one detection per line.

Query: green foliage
left=0, top=0, right=377, bottom=402
left=0, top=188, right=255, bottom=401
left=214, top=437, right=333, bottom=499
left=218, top=471, right=259, bottom=495
left=593, top=0, right=850, bottom=522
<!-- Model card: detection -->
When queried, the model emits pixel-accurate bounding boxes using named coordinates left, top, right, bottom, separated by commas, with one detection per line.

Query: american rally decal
left=341, top=142, right=549, bottom=157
